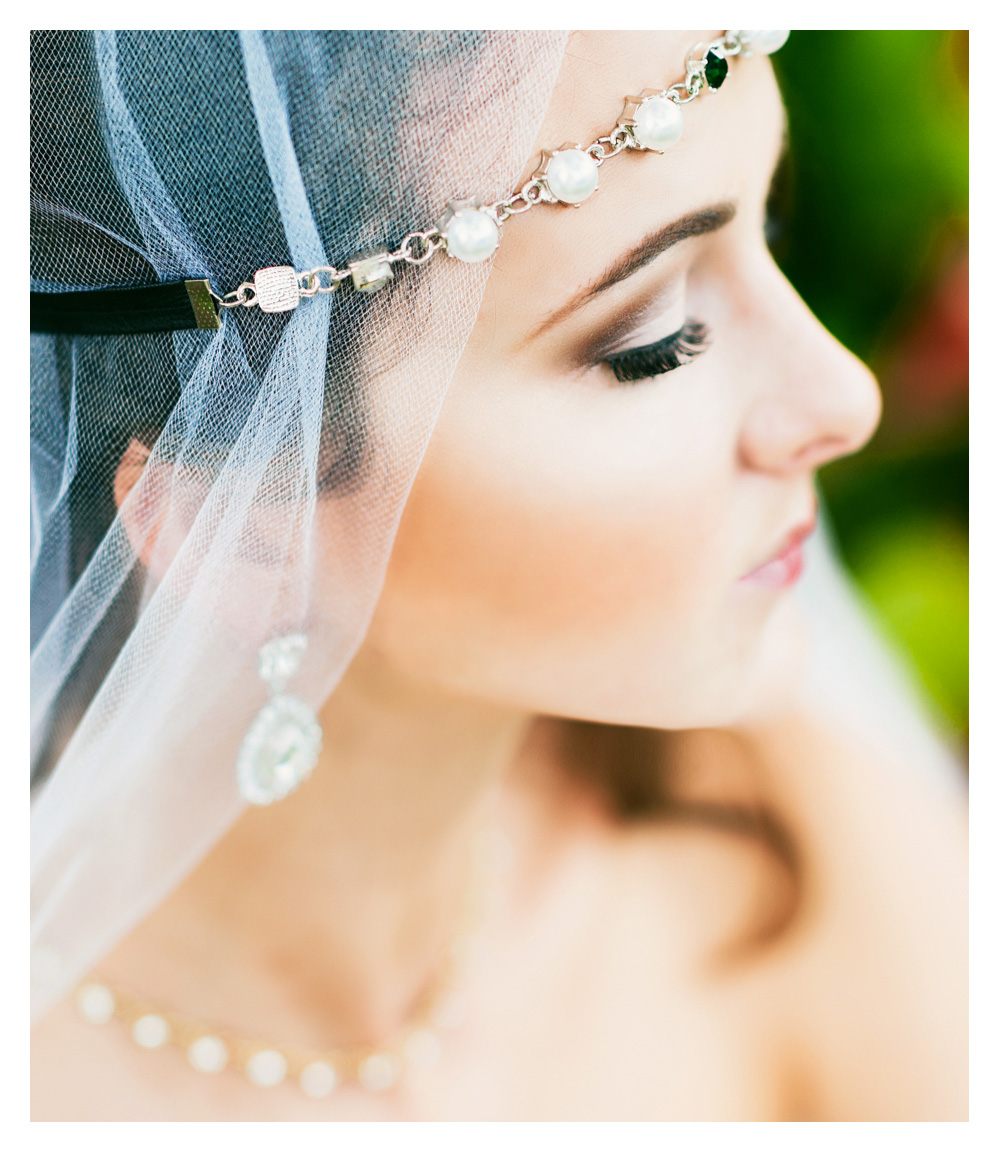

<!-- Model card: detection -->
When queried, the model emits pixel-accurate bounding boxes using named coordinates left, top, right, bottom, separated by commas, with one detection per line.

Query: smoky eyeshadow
left=571, top=290, right=681, bottom=369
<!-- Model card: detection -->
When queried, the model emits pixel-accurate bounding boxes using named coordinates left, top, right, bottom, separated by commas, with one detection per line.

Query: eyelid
left=601, top=319, right=711, bottom=384
left=598, top=299, right=688, bottom=359
left=576, top=282, right=688, bottom=369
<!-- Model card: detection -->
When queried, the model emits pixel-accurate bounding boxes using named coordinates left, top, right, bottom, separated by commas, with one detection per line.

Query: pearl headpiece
left=214, top=30, right=790, bottom=315
left=28, top=30, right=790, bottom=336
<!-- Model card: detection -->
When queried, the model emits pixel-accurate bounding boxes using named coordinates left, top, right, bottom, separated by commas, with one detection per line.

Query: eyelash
left=601, top=320, right=711, bottom=384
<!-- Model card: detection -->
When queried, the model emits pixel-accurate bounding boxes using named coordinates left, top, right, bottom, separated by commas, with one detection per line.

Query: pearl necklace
left=74, top=825, right=512, bottom=1098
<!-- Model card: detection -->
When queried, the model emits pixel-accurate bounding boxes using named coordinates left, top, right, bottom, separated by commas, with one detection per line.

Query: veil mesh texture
left=30, top=29, right=568, bottom=1020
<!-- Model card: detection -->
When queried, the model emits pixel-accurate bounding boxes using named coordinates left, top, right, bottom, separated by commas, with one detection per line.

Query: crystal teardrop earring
left=235, top=634, right=322, bottom=806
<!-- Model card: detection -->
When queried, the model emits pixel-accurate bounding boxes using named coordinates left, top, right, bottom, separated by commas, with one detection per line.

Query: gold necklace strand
left=75, top=823, right=513, bottom=1097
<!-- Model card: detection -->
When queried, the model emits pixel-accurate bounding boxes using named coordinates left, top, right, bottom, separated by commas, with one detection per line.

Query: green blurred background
left=772, top=30, right=969, bottom=740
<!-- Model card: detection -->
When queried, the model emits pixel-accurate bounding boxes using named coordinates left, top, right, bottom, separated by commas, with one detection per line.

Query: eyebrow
left=526, top=201, right=737, bottom=341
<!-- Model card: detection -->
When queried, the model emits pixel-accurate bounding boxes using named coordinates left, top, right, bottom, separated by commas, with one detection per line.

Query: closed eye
left=601, top=320, right=711, bottom=383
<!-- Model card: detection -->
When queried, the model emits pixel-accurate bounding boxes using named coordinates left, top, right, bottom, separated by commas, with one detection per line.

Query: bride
left=29, top=29, right=967, bottom=1120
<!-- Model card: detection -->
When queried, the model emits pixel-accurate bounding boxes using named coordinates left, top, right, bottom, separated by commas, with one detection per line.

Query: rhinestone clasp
left=349, top=252, right=395, bottom=293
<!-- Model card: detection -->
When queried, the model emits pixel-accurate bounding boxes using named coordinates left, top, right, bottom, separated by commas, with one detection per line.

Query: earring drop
left=235, top=633, right=322, bottom=806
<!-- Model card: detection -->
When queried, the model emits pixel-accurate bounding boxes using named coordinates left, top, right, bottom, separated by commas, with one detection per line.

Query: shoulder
left=588, top=817, right=810, bottom=1118
left=613, top=815, right=796, bottom=971
left=607, top=719, right=968, bottom=1120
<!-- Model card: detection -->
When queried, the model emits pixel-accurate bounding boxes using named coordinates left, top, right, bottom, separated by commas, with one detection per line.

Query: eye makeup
left=602, top=320, right=710, bottom=383
left=555, top=240, right=712, bottom=385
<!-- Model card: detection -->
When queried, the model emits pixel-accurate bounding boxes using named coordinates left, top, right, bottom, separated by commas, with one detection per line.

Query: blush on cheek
left=364, top=381, right=743, bottom=724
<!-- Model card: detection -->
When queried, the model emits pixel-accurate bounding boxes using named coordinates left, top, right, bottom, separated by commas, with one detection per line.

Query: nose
left=737, top=263, right=882, bottom=476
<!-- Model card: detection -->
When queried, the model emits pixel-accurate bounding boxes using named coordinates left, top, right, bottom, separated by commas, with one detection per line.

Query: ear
left=113, top=437, right=186, bottom=578
left=113, top=437, right=310, bottom=640
left=113, top=438, right=151, bottom=513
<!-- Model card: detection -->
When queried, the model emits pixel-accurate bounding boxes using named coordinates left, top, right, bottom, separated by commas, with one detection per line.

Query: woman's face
left=360, top=30, right=881, bottom=729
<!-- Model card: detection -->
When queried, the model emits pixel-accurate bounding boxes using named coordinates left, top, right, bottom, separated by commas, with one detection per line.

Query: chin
left=729, top=594, right=808, bottom=724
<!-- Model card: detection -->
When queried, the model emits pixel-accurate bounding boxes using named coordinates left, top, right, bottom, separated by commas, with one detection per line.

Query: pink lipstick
left=740, top=518, right=816, bottom=589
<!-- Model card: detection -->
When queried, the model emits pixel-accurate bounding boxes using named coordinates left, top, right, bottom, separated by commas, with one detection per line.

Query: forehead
left=483, top=30, right=784, bottom=322
left=535, top=31, right=719, bottom=149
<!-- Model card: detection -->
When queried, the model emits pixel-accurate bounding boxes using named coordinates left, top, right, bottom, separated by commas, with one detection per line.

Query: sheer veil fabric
left=30, top=30, right=568, bottom=1021
left=30, top=30, right=958, bottom=1027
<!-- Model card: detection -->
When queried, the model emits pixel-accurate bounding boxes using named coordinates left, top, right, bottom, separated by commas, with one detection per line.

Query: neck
left=101, top=648, right=530, bottom=1047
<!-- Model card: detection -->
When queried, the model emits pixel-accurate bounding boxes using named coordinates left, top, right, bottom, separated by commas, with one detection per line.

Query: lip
left=739, top=515, right=817, bottom=589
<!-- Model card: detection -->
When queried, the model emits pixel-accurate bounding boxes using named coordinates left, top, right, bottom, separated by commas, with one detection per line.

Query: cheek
left=365, top=366, right=759, bottom=724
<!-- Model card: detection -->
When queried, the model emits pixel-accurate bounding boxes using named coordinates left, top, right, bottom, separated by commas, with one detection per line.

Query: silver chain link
left=585, top=127, right=631, bottom=166
left=392, top=228, right=444, bottom=265
left=214, top=283, right=257, bottom=310
left=666, top=77, right=703, bottom=105
left=489, top=179, right=544, bottom=223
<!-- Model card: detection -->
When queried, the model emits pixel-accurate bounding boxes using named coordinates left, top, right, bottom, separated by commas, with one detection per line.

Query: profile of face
left=107, top=31, right=881, bottom=735
left=355, top=30, right=882, bottom=730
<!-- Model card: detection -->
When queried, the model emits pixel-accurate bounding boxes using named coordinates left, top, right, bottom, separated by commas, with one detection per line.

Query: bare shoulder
left=611, top=809, right=812, bottom=990
left=606, top=713, right=968, bottom=1120
left=596, top=817, right=817, bottom=1119
left=517, top=718, right=965, bottom=1119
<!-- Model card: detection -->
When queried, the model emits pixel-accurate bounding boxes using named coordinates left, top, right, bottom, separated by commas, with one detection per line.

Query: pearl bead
left=443, top=208, right=499, bottom=263
left=740, top=30, right=790, bottom=56
left=131, top=1013, right=170, bottom=1049
left=544, top=148, right=599, bottom=205
left=188, top=1034, right=228, bottom=1073
left=633, top=96, right=683, bottom=152
left=357, top=1051, right=401, bottom=1093
left=76, top=983, right=115, bottom=1025
left=300, top=1060, right=339, bottom=1098
left=246, top=1048, right=288, bottom=1087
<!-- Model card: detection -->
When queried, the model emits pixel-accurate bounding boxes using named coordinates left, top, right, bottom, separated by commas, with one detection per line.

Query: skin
left=30, top=31, right=967, bottom=1120
left=363, top=34, right=877, bottom=731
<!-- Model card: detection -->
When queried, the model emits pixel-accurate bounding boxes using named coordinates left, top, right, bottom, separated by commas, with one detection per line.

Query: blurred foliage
left=773, top=31, right=969, bottom=736
left=856, top=519, right=969, bottom=732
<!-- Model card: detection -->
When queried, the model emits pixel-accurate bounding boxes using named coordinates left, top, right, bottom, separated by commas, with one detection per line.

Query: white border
left=9, top=15, right=987, bottom=1152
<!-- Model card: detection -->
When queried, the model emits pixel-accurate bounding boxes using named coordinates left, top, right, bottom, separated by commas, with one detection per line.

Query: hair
left=551, top=720, right=802, bottom=959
